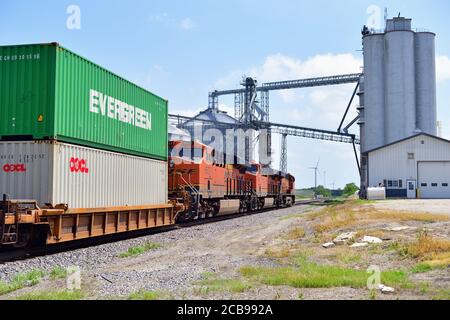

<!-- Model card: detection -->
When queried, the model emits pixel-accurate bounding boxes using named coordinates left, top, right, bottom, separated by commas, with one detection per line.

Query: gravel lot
left=0, top=204, right=314, bottom=299
left=371, top=199, right=450, bottom=216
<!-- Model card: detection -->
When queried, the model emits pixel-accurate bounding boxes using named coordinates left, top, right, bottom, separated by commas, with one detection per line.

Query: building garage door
left=418, top=162, right=450, bottom=199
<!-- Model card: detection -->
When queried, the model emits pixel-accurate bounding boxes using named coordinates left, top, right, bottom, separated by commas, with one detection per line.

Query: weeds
left=49, top=267, right=67, bottom=280
left=410, top=263, right=433, bottom=274
left=240, top=256, right=409, bottom=289
left=265, top=247, right=291, bottom=259
left=405, top=230, right=450, bottom=260
left=0, top=269, right=45, bottom=295
left=311, top=202, right=448, bottom=234
left=128, top=290, right=162, bottom=300
left=337, top=251, right=362, bottom=265
left=285, top=227, right=306, bottom=240
left=194, top=273, right=251, bottom=294
left=119, top=242, right=162, bottom=258
left=432, top=289, right=450, bottom=300
left=368, top=290, right=377, bottom=300
left=16, top=290, right=84, bottom=300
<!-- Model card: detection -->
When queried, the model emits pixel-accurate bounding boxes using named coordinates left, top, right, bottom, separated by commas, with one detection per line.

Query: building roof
left=182, top=107, right=240, bottom=127
left=365, top=133, right=450, bottom=154
left=168, top=124, right=191, bottom=141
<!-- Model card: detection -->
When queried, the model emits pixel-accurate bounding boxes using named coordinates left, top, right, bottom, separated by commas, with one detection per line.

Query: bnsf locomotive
left=168, top=140, right=295, bottom=221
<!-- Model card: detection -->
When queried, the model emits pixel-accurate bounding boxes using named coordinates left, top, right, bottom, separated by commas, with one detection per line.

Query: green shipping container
left=0, top=43, right=168, bottom=161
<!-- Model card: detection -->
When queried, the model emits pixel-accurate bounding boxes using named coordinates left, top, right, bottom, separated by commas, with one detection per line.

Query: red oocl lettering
left=70, top=158, right=89, bottom=174
left=2, top=164, right=26, bottom=173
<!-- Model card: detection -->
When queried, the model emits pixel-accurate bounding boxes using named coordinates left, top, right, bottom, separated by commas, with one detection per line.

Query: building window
left=407, top=153, right=415, bottom=160
left=421, top=183, right=427, bottom=187
left=421, top=140, right=425, bottom=145
left=385, top=179, right=404, bottom=189
left=431, top=183, right=438, bottom=187
left=443, top=183, right=449, bottom=187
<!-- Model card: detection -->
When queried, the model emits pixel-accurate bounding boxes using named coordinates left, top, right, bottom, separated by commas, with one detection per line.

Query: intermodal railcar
left=0, top=140, right=295, bottom=248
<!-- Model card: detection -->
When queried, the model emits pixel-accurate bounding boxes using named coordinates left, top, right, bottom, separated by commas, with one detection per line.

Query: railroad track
left=0, top=199, right=324, bottom=263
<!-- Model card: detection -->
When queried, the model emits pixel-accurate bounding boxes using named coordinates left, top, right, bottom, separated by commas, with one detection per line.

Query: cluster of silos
left=359, top=17, right=437, bottom=154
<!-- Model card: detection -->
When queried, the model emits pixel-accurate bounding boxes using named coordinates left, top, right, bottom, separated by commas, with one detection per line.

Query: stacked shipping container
left=0, top=43, right=168, bottom=209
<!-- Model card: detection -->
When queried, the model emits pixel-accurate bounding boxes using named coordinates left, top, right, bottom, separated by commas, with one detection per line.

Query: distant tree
left=343, top=183, right=360, bottom=197
left=315, top=185, right=332, bottom=197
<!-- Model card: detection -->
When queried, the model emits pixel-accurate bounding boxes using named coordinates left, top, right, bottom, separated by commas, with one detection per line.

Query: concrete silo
left=384, top=21, right=417, bottom=143
left=415, top=32, right=437, bottom=135
left=361, top=33, right=385, bottom=152
left=360, top=16, right=437, bottom=151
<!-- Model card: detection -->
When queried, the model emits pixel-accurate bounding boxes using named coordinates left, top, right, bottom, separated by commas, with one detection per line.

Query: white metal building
left=366, top=133, right=450, bottom=199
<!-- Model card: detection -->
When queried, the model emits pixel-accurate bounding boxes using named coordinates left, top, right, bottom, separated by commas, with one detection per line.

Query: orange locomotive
left=168, top=140, right=296, bottom=221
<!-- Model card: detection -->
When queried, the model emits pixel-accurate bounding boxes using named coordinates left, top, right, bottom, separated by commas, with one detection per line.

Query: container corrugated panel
left=0, top=140, right=167, bottom=208
left=0, top=43, right=167, bottom=161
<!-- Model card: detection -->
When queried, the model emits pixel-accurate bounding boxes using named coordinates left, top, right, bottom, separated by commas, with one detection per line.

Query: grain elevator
left=359, top=16, right=439, bottom=196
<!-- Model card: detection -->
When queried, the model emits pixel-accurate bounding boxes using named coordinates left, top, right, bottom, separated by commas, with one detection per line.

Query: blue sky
left=1, top=0, right=450, bottom=188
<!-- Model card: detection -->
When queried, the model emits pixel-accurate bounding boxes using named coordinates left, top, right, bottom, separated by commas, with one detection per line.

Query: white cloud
left=218, top=103, right=234, bottom=116
left=148, top=13, right=169, bottom=23
left=436, top=55, right=450, bottom=83
left=180, top=17, right=197, bottom=30
left=148, top=14, right=197, bottom=31
left=215, top=53, right=362, bottom=104
left=254, top=53, right=362, bottom=83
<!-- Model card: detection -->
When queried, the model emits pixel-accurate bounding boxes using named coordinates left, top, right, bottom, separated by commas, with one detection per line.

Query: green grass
left=418, top=282, right=431, bottom=294
left=410, top=263, right=434, bottom=274
left=49, top=267, right=67, bottom=280
left=194, top=272, right=251, bottom=294
left=16, top=290, right=85, bottom=300
left=337, top=252, right=363, bottom=265
left=119, top=242, right=162, bottom=258
left=279, top=213, right=305, bottom=221
left=432, top=289, right=450, bottom=300
left=128, top=290, right=162, bottom=300
left=0, top=269, right=45, bottom=295
left=240, top=257, right=409, bottom=289
left=353, top=199, right=376, bottom=205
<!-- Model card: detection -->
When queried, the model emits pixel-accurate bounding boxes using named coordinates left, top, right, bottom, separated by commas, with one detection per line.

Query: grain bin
left=0, top=140, right=167, bottom=208
left=360, top=16, right=437, bottom=152
left=362, top=34, right=385, bottom=152
left=415, top=32, right=437, bottom=136
left=0, top=43, right=167, bottom=161
left=384, top=29, right=416, bottom=143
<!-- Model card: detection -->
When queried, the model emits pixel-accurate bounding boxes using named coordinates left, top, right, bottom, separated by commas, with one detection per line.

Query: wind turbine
left=331, top=179, right=336, bottom=191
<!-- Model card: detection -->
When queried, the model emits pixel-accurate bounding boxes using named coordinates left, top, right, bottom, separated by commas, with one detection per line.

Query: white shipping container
left=0, top=141, right=167, bottom=208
